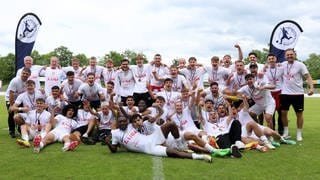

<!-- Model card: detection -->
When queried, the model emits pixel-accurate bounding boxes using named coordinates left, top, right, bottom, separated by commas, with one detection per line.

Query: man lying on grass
left=105, top=115, right=213, bottom=163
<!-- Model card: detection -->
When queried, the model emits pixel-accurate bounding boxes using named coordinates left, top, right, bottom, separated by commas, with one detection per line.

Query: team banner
left=269, top=20, right=303, bottom=62
left=15, top=12, right=42, bottom=72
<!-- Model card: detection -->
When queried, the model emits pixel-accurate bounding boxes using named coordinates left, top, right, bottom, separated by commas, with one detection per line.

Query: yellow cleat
left=16, top=139, right=31, bottom=148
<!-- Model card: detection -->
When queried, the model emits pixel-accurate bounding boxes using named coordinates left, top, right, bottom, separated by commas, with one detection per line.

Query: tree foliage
left=244, top=48, right=269, bottom=65
left=304, top=53, right=320, bottom=79
left=0, top=53, right=16, bottom=83
left=101, top=50, right=148, bottom=67
left=51, top=46, right=73, bottom=67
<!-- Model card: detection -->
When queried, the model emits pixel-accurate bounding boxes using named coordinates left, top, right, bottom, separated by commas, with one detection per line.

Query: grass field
left=1, top=97, right=320, bottom=179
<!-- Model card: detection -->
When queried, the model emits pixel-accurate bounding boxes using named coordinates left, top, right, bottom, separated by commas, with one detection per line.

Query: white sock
left=22, top=134, right=29, bottom=141
left=82, top=133, right=88, bottom=138
left=283, top=127, right=289, bottom=136
left=260, top=135, right=268, bottom=142
left=204, top=143, right=216, bottom=153
left=191, top=153, right=203, bottom=160
left=201, top=135, right=208, bottom=142
left=297, top=129, right=302, bottom=138
left=40, top=142, right=44, bottom=149
left=64, top=142, right=70, bottom=148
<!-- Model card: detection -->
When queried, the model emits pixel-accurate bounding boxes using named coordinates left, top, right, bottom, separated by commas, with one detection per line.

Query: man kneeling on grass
left=33, top=105, right=80, bottom=153
left=105, top=115, right=212, bottom=163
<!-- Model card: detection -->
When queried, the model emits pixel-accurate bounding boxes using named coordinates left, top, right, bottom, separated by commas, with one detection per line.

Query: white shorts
left=249, top=103, right=275, bottom=116
left=145, top=126, right=167, bottom=157
left=164, top=132, right=186, bottom=150
left=50, top=128, right=69, bottom=142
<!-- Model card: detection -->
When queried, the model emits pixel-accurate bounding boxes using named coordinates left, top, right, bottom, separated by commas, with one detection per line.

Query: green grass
left=0, top=97, right=320, bottom=179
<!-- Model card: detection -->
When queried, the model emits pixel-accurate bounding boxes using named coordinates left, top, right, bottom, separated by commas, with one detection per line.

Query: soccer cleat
left=296, top=135, right=303, bottom=142
left=16, top=139, right=31, bottom=148
left=212, top=148, right=231, bottom=157
left=81, top=136, right=96, bottom=145
left=245, top=141, right=259, bottom=150
left=271, top=141, right=281, bottom=147
left=62, top=141, right=80, bottom=152
left=231, top=145, right=242, bottom=158
left=203, top=154, right=213, bottom=163
left=264, top=141, right=276, bottom=150
left=33, top=135, right=42, bottom=153
left=281, top=139, right=296, bottom=145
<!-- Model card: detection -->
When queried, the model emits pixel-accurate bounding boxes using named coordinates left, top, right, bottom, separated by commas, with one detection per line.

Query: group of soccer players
left=5, top=45, right=314, bottom=163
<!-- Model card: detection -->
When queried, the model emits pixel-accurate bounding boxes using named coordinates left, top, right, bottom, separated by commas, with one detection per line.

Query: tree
left=304, top=53, right=320, bottom=79
left=100, top=50, right=147, bottom=67
left=31, top=50, right=42, bottom=65
left=0, top=53, right=15, bottom=83
left=74, top=53, right=88, bottom=66
left=51, top=46, right=73, bottom=67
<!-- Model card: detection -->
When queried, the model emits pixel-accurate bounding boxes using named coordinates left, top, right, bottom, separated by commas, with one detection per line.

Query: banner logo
left=17, top=15, right=41, bottom=43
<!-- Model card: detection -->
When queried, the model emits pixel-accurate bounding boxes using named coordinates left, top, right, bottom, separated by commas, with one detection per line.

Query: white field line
left=152, top=157, right=164, bottom=180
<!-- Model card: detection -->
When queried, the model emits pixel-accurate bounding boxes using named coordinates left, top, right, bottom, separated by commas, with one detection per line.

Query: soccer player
left=33, top=105, right=80, bottom=153
left=62, top=57, right=83, bottom=79
left=102, top=59, right=116, bottom=84
left=105, top=115, right=212, bottom=163
left=148, top=54, right=169, bottom=92
left=180, top=57, right=206, bottom=90
left=60, top=71, right=82, bottom=108
left=281, top=49, right=314, bottom=141
left=5, top=68, right=31, bottom=138
left=205, top=56, right=230, bottom=91
left=80, top=56, right=104, bottom=85
left=16, top=98, right=51, bottom=147
left=46, top=86, right=66, bottom=115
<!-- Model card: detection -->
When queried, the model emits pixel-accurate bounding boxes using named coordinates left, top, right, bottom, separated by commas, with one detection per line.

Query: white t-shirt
left=46, top=96, right=66, bottom=114
left=238, top=84, right=275, bottom=106
left=170, top=108, right=198, bottom=132
left=131, top=64, right=150, bottom=93
left=148, top=65, right=169, bottom=87
left=41, top=68, right=66, bottom=96
left=156, top=90, right=181, bottom=114
left=281, top=61, right=309, bottom=95
left=78, top=83, right=104, bottom=101
left=264, top=66, right=284, bottom=92
left=25, top=110, right=51, bottom=130
left=62, top=66, right=83, bottom=79
left=205, top=66, right=230, bottom=90
left=54, top=114, right=78, bottom=134
left=75, top=109, right=95, bottom=128
left=102, top=68, right=117, bottom=85
left=228, top=72, right=247, bottom=91
left=97, top=110, right=114, bottom=130
left=180, top=67, right=206, bottom=89
left=16, top=65, right=43, bottom=89
left=82, top=65, right=104, bottom=85
left=114, top=69, right=135, bottom=97
left=238, top=109, right=254, bottom=127
left=5, top=77, right=27, bottom=101
left=61, top=79, right=82, bottom=102
left=170, top=75, right=188, bottom=92
left=111, top=124, right=151, bottom=153
left=204, top=91, right=226, bottom=110
left=15, top=90, right=46, bottom=110
left=202, top=116, right=229, bottom=137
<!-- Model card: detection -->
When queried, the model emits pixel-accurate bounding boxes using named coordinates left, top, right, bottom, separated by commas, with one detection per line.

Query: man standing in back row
left=281, top=48, right=314, bottom=141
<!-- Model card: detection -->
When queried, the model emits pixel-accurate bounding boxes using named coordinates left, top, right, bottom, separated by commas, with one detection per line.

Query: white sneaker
left=202, top=154, right=212, bottom=163
left=264, top=141, right=276, bottom=150
left=235, top=141, right=245, bottom=150
left=296, top=135, right=303, bottom=141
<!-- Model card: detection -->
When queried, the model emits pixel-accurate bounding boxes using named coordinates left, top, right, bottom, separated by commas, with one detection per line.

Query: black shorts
left=72, top=125, right=88, bottom=135
left=280, top=94, right=304, bottom=112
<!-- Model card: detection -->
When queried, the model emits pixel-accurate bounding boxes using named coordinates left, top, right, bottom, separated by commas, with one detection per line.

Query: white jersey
left=170, top=75, right=188, bottom=92
left=102, top=68, right=117, bottom=84
left=5, top=77, right=27, bottom=101
left=114, top=69, right=135, bottom=97
left=205, top=66, right=230, bottom=90
left=281, top=61, right=309, bottom=95
left=149, top=65, right=169, bottom=87
left=111, top=124, right=151, bottom=153
left=25, top=110, right=51, bottom=130
left=171, top=108, right=198, bottom=132
left=78, top=83, right=104, bottom=101
left=15, top=90, right=46, bottom=110
left=61, top=79, right=82, bottom=102
left=147, top=106, right=169, bottom=122
left=122, top=106, right=139, bottom=115
left=228, top=72, right=247, bottom=90
left=75, top=109, right=95, bottom=128
left=264, top=66, right=284, bottom=92
left=245, top=63, right=265, bottom=73
left=131, top=64, right=150, bottom=93
left=54, top=114, right=78, bottom=134
left=238, top=84, right=274, bottom=107
left=16, top=65, right=43, bottom=89
left=156, top=90, right=181, bottom=114
left=62, top=66, right=83, bottom=79
left=180, top=67, right=206, bottom=89
left=97, top=110, right=114, bottom=130
left=41, top=67, right=66, bottom=96
left=202, top=116, right=229, bottom=137
left=46, top=96, right=66, bottom=114
left=204, top=91, right=226, bottom=110
left=82, top=65, right=104, bottom=85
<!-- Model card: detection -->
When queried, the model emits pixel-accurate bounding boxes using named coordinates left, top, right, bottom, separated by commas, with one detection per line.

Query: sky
left=1, top=0, right=319, bottom=65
